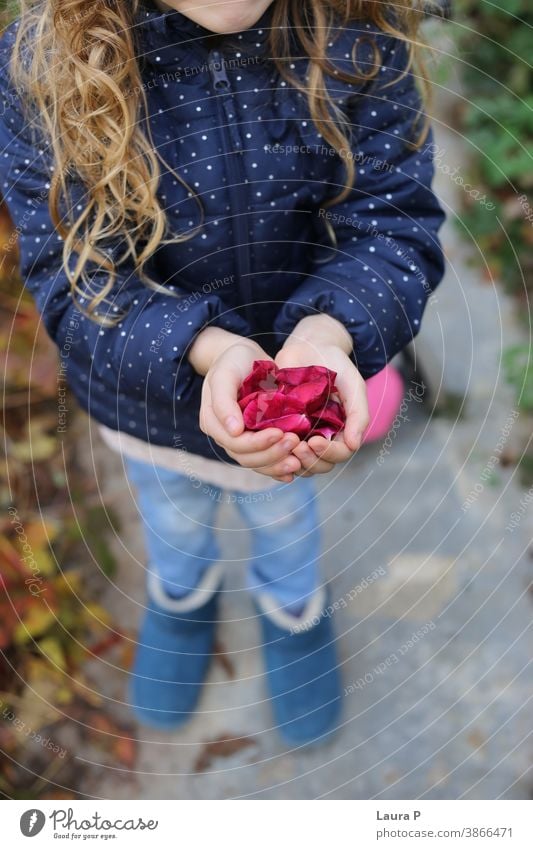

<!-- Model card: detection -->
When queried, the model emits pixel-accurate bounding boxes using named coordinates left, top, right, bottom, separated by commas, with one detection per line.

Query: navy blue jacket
left=0, top=1, right=445, bottom=461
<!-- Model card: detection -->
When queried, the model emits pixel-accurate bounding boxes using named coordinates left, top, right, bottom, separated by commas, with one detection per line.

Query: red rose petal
left=308, top=424, right=339, bottom=439
left=238, top=360, right=346, bottom=440
left=312, top=400, right=345, bottom=427
left=276, top=364, right=336, bottom=387
left=285, top=379, right=329, bottom=409
left=243, top=401, right=311, bottom=435
left=237, top=360, right=276, bottom=401
left=260, top=413, right=312, bottom=436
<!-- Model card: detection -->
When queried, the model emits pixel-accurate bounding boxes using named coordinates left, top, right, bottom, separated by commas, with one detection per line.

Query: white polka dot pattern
left=0, top=3, right=445, bottom=459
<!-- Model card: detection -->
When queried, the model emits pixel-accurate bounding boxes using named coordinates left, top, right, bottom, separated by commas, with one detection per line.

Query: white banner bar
left=1, top=800, right=531, bottom=848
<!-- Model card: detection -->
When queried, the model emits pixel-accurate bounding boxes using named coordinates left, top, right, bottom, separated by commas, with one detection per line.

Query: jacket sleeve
left=0, top=25, right=249, bottom=404
left=273, top=33, right=446, bottom=378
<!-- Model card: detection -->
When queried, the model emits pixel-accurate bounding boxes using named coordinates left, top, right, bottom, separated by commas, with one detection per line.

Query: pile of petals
left=237, top=360, right=345, bottom=440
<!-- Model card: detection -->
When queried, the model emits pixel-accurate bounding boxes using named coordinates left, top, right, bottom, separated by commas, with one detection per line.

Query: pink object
left=238, top=360, right=345, bottom=440
left=362, top=364, right=405, bottom=444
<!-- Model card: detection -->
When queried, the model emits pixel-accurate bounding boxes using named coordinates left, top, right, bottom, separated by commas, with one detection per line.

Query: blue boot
left=255, top=588, right=342, bottom=745
left=129, top=564, right=223, bottom=730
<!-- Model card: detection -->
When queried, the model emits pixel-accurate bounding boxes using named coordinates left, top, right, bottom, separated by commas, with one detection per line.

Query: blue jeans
left=124, top=456, right=322, bottom=612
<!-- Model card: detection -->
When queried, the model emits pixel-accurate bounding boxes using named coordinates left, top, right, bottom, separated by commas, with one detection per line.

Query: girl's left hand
left=274, top=315, right=369, bottom=477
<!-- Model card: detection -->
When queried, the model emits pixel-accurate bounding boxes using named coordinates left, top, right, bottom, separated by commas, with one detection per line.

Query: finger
left=262, top=456, right=302, bottom=478
left=307, top=433, right=354, bottom=464
left=255, top=470, right=297, bottom=484
left=222, top=427, right=298, bottom=457
left=292, top=441, right=335, bottom=475
left=225, top=433, right=301, bottom=469
left=203, top=410, right=288, bottom=454
left=293, top=466, right=332, bottom=477
left=334, top=371, right=369, bottom=451
left=225, top=447, right=303, bottom=479
left=259, top=472, right=296, bottom=484
left=208, top=366, right=247, bottom=436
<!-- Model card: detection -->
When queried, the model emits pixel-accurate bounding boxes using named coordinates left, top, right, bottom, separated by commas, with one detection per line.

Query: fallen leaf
left=194, top=734, right=257, bottom=773
left=74, top=705, right=137, bottom=769
left=87, top=631, right=124, bottom=658
left=112, top=736, right=137, bottom=770
left=38, top=637, right=67, bottom=671
left=10, top=423, right=58, bottom=462
left=13, top=602, right=57, bottom=644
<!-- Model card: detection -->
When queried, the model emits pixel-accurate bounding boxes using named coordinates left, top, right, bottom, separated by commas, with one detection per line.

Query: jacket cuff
left=272, top=276, right=414, bottom=379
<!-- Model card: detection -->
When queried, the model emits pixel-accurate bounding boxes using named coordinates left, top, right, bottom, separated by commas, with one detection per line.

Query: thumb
left=338, top=371, right=369, bottom=451
left=209, top=364, right=245, bottom=436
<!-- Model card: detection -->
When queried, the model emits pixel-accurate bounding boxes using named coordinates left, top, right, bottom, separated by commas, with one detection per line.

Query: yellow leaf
left=10, top=417, right=59, bottom=463
left=55, top=686, right=74, bottom=705
left=13, top=604, right=56, bottom=643
left=84, top=603, right=112, bottom=626
left=53, top=568, right=83, bottom=594
left=38, top=636, right=67, bottom=670
left=33, top=549, right=56, bottom=578
left=10, top=434, right=57, bottom=463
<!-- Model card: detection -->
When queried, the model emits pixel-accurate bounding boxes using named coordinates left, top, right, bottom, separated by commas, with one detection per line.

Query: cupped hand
left=274, top=316, right=369, bottom=477
left=197, top=338, right=302, bottom=483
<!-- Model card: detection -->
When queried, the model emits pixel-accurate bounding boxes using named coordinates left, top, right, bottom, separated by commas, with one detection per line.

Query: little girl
left=0, top=0, right=445, bottom=744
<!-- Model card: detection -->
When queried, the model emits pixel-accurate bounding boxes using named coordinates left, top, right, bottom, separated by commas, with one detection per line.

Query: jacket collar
left=135, top=0, right=273, bottom=67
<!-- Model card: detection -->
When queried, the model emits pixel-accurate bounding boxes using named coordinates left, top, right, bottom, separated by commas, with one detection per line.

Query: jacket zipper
left=208, top=49, right=253, bottom=326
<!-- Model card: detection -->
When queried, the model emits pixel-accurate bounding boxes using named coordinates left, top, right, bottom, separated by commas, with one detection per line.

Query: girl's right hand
left=189, top=329, right=302, bottom=483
